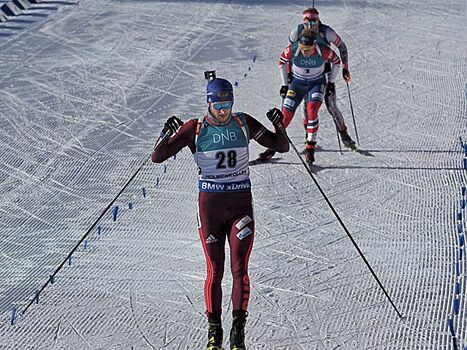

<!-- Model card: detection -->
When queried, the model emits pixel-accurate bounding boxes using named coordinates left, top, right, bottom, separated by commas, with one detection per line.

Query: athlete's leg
left=282, top=81, right=307, bottom=128
left=258, top=81, right=307, bottom=161
left=305, top=84, right=325, bottom=143
left=197, top=193, right=227, bottom=316
left=301, top=96, right=308, bottom=131
left=228, top=215, right=254, bottom=312
left=226, top=195, right=255, bottom=313
left=324, top=83, right=347, bottom=131
left=324, top=83, right=356, bottom=147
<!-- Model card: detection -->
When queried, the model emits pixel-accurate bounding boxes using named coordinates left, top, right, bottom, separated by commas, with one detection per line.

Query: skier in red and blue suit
left=290, top=7, right=355, bottom=148
left=258, top=28, right=341, bottom=165
left=151, top=76, right=288, bottom=350
left=258, top=7, right=355, bottom=163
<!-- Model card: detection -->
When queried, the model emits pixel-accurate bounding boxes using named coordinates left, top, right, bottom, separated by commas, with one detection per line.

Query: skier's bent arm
left=279, top=63, right=289, bottom=86
left=279, top=44, right=293, bottom=85
left=245, top=114, right=289, bottom=153
left=322, top=46, right=341, bottom=83
left=151, top=120, right=196, bottom=163
left=325, top=26, right=349, bottom=69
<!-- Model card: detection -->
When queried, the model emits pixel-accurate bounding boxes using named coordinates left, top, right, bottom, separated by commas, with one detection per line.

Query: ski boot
left=230, top=310, right=247, bottom=350
left=339, top=129, right=356, bottom=149
left=305, top=141, right=316, bottom=165
left=257, top=148, right=276, bottom=162
left=206, top=313, right=223, bottom=350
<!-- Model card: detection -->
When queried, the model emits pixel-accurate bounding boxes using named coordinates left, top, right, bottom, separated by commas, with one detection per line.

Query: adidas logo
left=206, top=234, right=218, bottom=244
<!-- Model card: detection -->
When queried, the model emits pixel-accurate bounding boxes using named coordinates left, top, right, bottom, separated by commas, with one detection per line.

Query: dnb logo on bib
left=287, top=90, right=296, bottom=97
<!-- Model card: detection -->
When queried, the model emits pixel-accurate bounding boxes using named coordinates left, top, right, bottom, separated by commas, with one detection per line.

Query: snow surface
left=0, top=0, right=466, bottom=349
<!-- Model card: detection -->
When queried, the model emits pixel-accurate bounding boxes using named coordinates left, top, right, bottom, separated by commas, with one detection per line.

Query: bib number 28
left=216, top=150, right=237, bottom=169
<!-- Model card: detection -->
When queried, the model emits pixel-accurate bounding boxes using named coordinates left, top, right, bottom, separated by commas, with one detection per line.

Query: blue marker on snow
left=164, top=164, right=167, bottom=173
left=112, top=206, right=119, bottom=221
left=447, top=318, right=455, bottom=336
left=234, top=81, right=239, bottom=87
left=49, top=274, right=55, bottom=284
left=462, top=187, right=466, bottom=197
left=454, top=297, right=460, bottom=315
left=461, top=199, right=465, bottom=209
left=156, top=177, right=160, bottom=187
left=68, top=255, right=72, bottom=267
left=97, top=225, right=102, bottom=235
left=455, top=282, right=461, bottom=295
left=83, top=240, right=88, bottom=250
left=253, top=54, right=257, bottom=63
left=142, top=187, right=146, bottom=198
left=34, top=289, right=40, bottom=304
left=128, top=202, right=133, bottom=209
left=10, top=307, right=16, bottom=326
left=457, top=212, right=462, bottom=221
left=459, top=234, right=465, bottom=246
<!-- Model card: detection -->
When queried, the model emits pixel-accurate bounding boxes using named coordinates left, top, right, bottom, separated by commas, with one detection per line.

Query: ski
left=249, top=157, right=278, bottom=166
left=249, top=159, right=266, bottom=166
left=350, top=146, right=373, bottom=156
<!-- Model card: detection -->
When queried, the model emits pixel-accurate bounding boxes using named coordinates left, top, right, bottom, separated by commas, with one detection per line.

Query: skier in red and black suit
left=151, top=75, right=288, bottom=350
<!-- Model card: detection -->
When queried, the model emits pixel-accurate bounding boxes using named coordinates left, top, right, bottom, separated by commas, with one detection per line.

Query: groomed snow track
left=0, top=0, right=466, bottom=349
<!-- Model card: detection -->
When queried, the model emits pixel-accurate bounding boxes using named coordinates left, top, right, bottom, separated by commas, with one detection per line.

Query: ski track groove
left=0, top=0, right=465, bottom=349
left=129, top=292, right=158, bottom=350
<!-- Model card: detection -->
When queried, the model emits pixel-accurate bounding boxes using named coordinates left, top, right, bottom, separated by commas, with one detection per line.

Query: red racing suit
left=151, top=111, right=288, bottom=315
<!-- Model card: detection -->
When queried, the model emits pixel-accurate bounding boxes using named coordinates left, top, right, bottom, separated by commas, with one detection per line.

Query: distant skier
left=259, top=7, right=355, bottom=162
left=258, top=28, right=341, bottom=165
left=151, top=75, right=289, bottom=350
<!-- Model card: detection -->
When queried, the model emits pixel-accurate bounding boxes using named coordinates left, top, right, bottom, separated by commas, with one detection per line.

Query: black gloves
left=342, top=68, right=351, bottom=82
left=279, top=85, right=288, bottom=99
left=325, top=82, right=335, bottom=96
left=162, top=116, right=184, bottom=135
left=266, top=108, right=284, bottom=127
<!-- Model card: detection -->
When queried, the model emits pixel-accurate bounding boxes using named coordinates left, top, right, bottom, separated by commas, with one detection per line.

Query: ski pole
left=277, top=123, right=403, bottom=319
left=21, top=133, right=169, bottom=316
left=346, top=81, right=360, bottom=145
